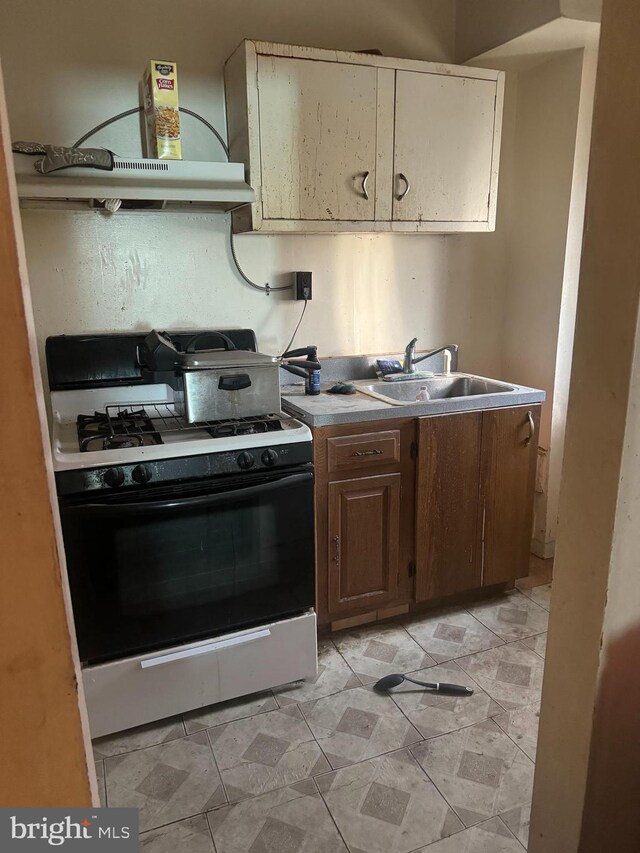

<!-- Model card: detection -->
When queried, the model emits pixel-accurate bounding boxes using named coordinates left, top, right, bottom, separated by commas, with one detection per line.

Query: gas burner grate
left=77, top=409, right=162, bottom=452
left=206, top=415, right=284, bottom=438
left=76, top=402, right=288, bottom=451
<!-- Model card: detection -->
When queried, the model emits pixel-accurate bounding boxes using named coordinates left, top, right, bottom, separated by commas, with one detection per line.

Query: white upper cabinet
left=224, top=41, right=504, bottom=234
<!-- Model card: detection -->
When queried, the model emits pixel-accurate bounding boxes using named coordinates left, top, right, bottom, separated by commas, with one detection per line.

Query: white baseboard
left=531, top=537, right=555, bottom=559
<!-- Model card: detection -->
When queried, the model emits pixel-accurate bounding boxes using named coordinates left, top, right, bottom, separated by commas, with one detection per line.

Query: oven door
left=59, top=466, right=315, bottom=664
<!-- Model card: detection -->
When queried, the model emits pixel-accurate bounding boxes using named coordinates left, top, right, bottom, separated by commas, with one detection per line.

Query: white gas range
left=48, top=331, right=317, bottom=738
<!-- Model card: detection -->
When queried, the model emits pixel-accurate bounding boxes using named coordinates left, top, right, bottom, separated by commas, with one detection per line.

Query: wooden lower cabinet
left=414, top=404, right=541, bottom=600
left=314, top=419, right=415, bottom=626
left=415, top=411, right=483, bottom=601
left=327, top=474, right=401, bottom=616
left=313, top=404, right=540, bottom=627
left=480, top=405, right=540, bottom=586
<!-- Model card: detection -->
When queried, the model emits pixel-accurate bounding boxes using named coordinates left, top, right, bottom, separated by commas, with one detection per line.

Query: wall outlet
left=294, top=271, right=312, bottom=301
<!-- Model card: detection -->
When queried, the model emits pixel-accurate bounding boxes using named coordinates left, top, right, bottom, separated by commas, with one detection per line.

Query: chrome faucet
left=402, top=339, right=458, bottom=374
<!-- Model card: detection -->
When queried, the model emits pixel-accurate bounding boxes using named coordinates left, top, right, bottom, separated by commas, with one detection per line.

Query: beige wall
left=500, top=51, right=587, bottom=556
left=19, top=214, right=503, bottom=381
left=455, top=0, right=601, bottom=61
left=500, top=50, right=583, bottom=445
left=455, top=0, right=561, bottom=62
left=544, top=42, right=598, bottom=556
left=530, top=0, right=640, bottom=848
left=561, top=0, right=602, bottom=22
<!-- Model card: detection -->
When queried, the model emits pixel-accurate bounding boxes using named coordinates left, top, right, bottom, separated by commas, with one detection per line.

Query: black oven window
left=117, top=501, right=281, bottom=615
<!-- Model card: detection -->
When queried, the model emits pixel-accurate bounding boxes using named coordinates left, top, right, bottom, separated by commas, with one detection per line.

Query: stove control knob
left=237, top=451, right=255, bottom=470
left=104, top=467, right=125, bottom=488
left=132, top=464, right=152, bottom=484
left=261, top=448, right=279, bottom=467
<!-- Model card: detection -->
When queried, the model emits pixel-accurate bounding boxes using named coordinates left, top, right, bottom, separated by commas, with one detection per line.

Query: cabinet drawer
left=327, top=430, right=401, bottom=473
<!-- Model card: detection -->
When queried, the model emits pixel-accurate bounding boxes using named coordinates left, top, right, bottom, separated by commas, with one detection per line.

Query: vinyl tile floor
left=94, top=559, right=552, bottom=852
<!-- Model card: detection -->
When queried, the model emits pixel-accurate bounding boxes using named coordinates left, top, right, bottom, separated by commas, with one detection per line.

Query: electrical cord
left=73, top=106, right=230, bottom=159
left=280, top=298, right=308, bottom=358
left=228, top=217, right=291, bottom=295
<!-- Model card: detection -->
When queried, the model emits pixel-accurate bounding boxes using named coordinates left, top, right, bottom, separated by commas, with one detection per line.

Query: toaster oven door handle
left=68, top=472, right=313, bottom=516
left=218, top=373, right=252, bottom=391
left=140, top=628, right=272, bottom=668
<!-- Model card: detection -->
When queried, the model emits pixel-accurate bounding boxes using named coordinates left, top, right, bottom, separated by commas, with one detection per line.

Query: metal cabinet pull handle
left=396, top=173, right=410, bottom=201
left=332, top=535, right=340, bottom=566
left=352, top=449, right=383, bottom=457
left=361, top=170, right=370, bottom=200
left=525, top=411, right=535, bottom=446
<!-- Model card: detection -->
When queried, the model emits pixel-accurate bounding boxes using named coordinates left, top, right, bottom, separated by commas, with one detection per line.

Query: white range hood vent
left=13, top=154, right=255, bottom=211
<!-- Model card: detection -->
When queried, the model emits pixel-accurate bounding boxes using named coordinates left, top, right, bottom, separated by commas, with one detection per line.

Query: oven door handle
left=140, top=628, right=272, bottom=668
left=67, top=471, right=313, bottom=516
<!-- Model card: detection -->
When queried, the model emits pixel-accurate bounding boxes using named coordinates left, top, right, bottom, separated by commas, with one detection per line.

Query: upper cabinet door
left=393, top=71, right=502, bottom=229
left=256, top=56, right=380, bottom=221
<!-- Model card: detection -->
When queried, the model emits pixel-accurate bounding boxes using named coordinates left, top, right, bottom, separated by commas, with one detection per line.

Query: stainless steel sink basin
left=359, top=375, right=515, bottom=405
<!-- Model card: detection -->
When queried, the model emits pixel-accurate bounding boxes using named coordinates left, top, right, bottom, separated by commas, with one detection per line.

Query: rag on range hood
left=12, top=154, right=255, bottom=211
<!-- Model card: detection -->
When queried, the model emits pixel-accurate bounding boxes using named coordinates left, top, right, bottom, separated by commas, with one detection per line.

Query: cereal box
left=141, top=60, right=182, bottom=160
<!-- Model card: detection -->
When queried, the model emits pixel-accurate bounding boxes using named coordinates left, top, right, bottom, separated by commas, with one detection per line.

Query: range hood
left=13, top=154, right=255, bottom=211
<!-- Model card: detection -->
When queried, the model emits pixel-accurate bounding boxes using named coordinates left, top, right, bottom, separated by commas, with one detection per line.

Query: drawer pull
left=140, top=629, right=271, bottom=668
left=352, top=449, right=384, bottom=457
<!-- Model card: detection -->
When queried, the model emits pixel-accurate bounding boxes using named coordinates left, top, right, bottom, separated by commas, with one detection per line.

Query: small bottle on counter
left=305, top=346, right=321, bottom=395
left=306, top=367, right=321, bottom=395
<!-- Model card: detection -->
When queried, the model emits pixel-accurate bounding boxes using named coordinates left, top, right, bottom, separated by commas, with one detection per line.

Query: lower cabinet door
left=415, top=412, right=483, bottom=601
left=480, top=405, right=541, bottom=585
left=327, top=473, right=401, bottom=615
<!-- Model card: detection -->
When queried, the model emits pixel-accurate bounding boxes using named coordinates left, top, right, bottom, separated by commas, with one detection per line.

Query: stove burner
left=205, top=415, right=284, bottom=439
left=104, top=434, right=144, bottom=450
left=77, top=409, right=162, bottom=452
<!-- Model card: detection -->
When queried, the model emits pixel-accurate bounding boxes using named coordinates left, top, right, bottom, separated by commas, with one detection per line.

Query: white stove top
left=51, top=384, right=312, bottom=472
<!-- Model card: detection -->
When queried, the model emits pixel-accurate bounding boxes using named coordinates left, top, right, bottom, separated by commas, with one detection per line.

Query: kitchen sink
left=359, top=375, right=515, bottom=405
